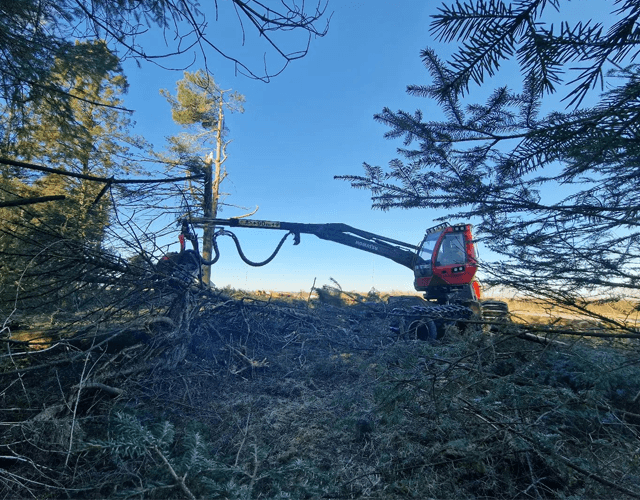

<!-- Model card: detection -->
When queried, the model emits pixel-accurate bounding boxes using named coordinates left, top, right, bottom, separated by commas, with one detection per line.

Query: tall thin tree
left=161, top=70, right=245, bottom=285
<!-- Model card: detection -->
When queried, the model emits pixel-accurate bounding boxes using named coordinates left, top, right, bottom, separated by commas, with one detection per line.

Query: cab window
left=414, top=230, right=442, bottom=278
left=436, top=233, right=466, bottom=266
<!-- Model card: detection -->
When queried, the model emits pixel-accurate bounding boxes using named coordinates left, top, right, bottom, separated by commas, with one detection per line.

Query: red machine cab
left=414, top=223, right=481, bottom=302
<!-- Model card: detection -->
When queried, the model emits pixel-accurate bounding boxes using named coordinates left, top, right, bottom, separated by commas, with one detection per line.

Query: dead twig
left=235, top=411, right=251, bottom=468
left=65, top=350, right=93, bottom=468
left=152, top=445, right=196, bottom=500
left=227, top=344, right=269, bottom=375
left=71, top=382, right=124, bottom=398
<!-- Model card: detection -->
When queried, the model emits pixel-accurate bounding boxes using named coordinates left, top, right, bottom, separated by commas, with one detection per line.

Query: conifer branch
left=0, top=196, right=66, bottom=208
left=0, top=157, right=204, bottom=185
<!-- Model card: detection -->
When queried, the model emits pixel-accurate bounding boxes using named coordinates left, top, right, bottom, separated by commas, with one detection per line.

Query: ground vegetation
left=1, top=284, right=639, bottom=498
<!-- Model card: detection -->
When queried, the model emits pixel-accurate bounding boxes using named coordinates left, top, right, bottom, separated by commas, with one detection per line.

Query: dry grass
left=491, top=297, right=640, bottom=336
left=499, top=297, right=639, bottom=318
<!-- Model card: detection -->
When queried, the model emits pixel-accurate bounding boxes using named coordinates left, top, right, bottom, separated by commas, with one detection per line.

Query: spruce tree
left=0, top=41, right=139, bottom=310
left=339, top=0, right=640, bottom=321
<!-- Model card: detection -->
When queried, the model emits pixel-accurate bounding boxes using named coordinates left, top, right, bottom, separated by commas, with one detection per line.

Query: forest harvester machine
left=160, top=217, right=509, bottom=339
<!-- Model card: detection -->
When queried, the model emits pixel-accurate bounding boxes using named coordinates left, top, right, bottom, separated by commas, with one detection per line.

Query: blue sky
left=120, top=1, right=447, bottom=293
left=118, top=1, right=606, bottom=293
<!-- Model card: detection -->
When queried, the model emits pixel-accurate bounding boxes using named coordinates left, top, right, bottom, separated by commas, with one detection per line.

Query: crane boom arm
left=190, top=217, right=422, bottom=270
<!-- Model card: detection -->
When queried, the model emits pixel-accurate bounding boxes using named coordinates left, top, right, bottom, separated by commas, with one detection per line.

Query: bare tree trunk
left=202, top=101, right=226, bottom=286
left=202, top=153, right=214, bottom=285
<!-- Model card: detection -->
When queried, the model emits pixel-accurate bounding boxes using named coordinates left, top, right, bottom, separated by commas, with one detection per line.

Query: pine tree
left=23, top=41, right=140, bottom=243
left=161, top=70, right=245, bottom=285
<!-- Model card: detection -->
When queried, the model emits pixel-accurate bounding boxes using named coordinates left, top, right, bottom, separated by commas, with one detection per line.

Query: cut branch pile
left=1, top=285, right=639, bottom=498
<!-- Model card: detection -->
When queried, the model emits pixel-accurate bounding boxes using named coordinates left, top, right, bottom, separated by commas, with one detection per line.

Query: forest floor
left=1, top=285, right=639, bottom=499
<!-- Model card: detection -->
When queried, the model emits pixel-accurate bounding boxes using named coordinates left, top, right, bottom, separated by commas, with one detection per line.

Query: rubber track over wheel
left=390, top=303, right=474, bottom=321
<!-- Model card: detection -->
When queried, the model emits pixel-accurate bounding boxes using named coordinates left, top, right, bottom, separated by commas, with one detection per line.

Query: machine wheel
left=409, top=319, right=438, bottom=341
left=480, top=300, right=510, bottom=330
left=388, top=298, right=475, bottom=340
left=413, top=304, right=473, bottom=339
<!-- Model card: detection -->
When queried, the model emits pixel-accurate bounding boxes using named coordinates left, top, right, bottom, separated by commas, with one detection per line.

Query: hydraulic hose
left=205, top=229, right=296, bottom=267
